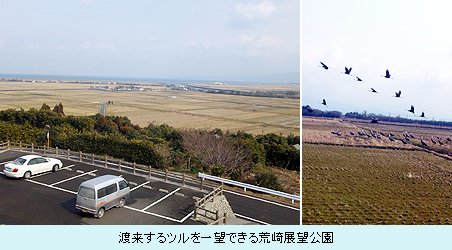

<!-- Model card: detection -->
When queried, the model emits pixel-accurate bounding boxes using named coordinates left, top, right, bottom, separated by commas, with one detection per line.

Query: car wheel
left=96, top=208, right=105, bottom=219
left=118, top=198, right=125, bottom=208
left=52, top=164, right=59, bottom=172
left=23, top=171, right=31, bottom=179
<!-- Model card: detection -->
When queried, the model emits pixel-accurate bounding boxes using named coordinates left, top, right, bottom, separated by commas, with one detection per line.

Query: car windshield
left=78, top=186, right=95, bottom=199
left=11, top=158, right=26, bottom=165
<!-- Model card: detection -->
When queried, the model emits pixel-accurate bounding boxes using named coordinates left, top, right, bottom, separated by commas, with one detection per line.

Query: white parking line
left=130, top=181, right=150, bottom=192
left=59, top=164, right=75, bottom=171
left=28, top=164, right=75, bottom=179
left=25, top=179, right=78, bottom=195
left=223, top=189, right=300, bottom=211
left=50, top=170, right=97, bottom=186
left=142, top=187, right=180, bottom=211
left=124, top=206, right=182, bottom=223
left=234, top=213, right=271, bottom=225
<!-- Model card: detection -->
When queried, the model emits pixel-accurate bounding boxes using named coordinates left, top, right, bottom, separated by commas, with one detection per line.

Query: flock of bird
left=317, top=62, right=426, bottom=118
left=330, top=128, right=452, bottom=147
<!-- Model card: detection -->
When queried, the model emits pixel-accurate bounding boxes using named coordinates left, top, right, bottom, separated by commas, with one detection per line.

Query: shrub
left=230, top=167, right=243, bottom=181
left=254, top=172, right=284, bottom=191
left=210, top=164, right=226, bottom=177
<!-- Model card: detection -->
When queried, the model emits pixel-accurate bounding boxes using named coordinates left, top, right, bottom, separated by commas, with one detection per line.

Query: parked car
left=76, top=175, right=130, bottom=218
left=3, top=155, right=63, bottom=179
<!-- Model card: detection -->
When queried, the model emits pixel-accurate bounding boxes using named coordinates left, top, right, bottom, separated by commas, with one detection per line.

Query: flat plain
left=303, top=117, right=452, bottom=224
left=0, top=81, right=300, bottom=136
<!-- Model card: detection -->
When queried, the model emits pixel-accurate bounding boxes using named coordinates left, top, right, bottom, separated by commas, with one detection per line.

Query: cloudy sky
left=303, top=1, right=452, bottom=122
left=0, top=0, right=299, bottom=83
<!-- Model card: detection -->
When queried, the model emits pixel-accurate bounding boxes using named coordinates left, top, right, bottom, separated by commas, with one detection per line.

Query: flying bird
left=394, top=90, right=402, bottom=98
left=319, top=62, right=328, bottom=70
left=321, top=99, right=328, bottom=106
left=370, top=88, right=379, bottom=93
left=355, top=76, right=363, bottom=82
left=420, top=112, right=426, bottom=118
left=343, top=67, right=352, bottom=75
left=382, top=69, right=392, bottom=79
left=407, top=105, right=415, bottom=115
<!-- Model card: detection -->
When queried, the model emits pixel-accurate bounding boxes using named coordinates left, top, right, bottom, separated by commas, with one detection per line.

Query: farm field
left=0, top=81, right=300, bottom=136
left=303, top=117, right=452, bottom=224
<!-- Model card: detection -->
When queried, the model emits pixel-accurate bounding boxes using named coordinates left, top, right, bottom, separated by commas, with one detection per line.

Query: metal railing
left=198, top=172, right=300, bottom=204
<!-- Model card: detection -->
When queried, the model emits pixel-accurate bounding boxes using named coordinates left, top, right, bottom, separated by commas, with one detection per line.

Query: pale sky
left=0, top=0, right=299, bottom=83
left=303, top=1, right=452, bottom=121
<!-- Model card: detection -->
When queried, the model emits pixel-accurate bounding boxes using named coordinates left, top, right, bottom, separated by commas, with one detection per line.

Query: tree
left=181, top=129, right=252, bottom=175
left=95, top=115, right=107, bottom=132
left=40, top=103, right=51, bottom=111
left=53, top=102, right=65, bottom=116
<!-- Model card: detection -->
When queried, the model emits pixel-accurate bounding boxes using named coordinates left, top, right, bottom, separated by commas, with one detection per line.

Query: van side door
left=105, top=183, right=119, bottom=209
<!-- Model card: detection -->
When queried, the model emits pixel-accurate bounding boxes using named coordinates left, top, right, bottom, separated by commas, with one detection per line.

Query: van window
left=107, top=183, right=117, bottom=195
left=79, top=186, right=95, bottom=199
left=119, top=180, right=129, bottom=190
left=98, top=187, right=107, bottom=199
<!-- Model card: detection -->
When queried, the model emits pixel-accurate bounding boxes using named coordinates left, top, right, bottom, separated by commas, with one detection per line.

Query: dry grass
left=0, top=81, right=299, bottom=136
left=303, top=117, right=452, bottom=224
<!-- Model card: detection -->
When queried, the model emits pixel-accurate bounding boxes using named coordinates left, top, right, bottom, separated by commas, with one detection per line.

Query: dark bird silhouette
left=420, top=112, right=426, bottom=118
left=358, top=131, right=364, bottom=136
left=447, top=136, right=451, bottom=141
left=355, top=76, right=363, bottom=81
left=389, top=132, right=394, bottom=136
left=382, top=69, right=392, bottom=79
left=321, top=99, right=327, bottom=107
left=439, top=140, right=443, bottom=145
left=389, top=135, right=395, bottom=142
left=407, top=105, right=415, bottom=115
left=381, top=132, right=386, bottom=137
left=343, top=67, right=352, bottom=75
left=401, top=138, right=407, bottom=144
left=394, top=90, right=402, bottom=98
left=320, top=62, right=328, bottom=70
left=421, top=136, right=428, bottom=147
left=370, top=88, right=379, bottom=93
left=350, top=131, right=355, bottom=135
left=431, top=136, right=437, bottom=144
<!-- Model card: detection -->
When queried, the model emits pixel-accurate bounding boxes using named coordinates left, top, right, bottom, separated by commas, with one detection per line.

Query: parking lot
left=0, top=149, right=208, bottom=225
left=0, top=148, right=300, bottom=225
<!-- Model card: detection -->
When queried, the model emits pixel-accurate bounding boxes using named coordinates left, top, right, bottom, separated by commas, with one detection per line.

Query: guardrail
left=198, top=172, right=300, bottom=204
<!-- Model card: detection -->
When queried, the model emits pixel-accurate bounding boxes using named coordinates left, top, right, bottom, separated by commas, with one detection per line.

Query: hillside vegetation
left=0, top=105, right=300, bottom=193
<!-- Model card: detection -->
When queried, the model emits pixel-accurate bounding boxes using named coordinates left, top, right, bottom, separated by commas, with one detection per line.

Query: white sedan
left=3, top=155, right=63, bottom=179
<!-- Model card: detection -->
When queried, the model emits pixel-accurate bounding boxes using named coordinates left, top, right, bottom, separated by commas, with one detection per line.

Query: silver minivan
left=75, top=175, right=130, bottom=218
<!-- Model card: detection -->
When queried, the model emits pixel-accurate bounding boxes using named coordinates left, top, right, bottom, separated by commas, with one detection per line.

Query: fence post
left=216, top=210, right=220, bottom=225
left=19, top=142, right=22, bottom=151
left=194, top=200, right=199, bottom=220
left=105, top=157, right=107, bottom=168
left=56, top=147, right=58, bottom=156
left=79, top=151, right=82, bottom=162
left=223, top=213, right=227, bottom=225
left=92, top=154, right=94, bottom=164
left=31, top=143, right=34, bottom=153
left=200, top=178, right=204, bottom=190
left=133, top=162, right=136, bottom=174
left=67, top=149, right=70, bottom=159
left=118, top=160, right=121, bottom=171
left=149, top=166, right=152, bottom=177
left=7, top=141, right=9, bottom=149
left=182, top=173, right=185, bottom=186
left=43, top=145, right=46, bottom=155
left=165, top=169, right=168, bottom=182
